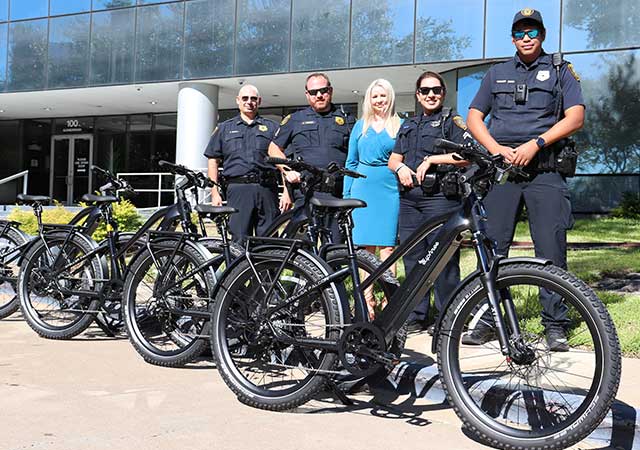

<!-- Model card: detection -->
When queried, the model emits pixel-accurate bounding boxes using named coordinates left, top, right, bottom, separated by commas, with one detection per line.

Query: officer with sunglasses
left=204, top=84, right=284, bottom=243
left=268, top=72, right=356, bottom=241
left=466, top=8, right=585, bottom=351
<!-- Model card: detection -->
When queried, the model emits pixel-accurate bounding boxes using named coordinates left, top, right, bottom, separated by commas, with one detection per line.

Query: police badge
left=335, top=116, right=345, bottom=126
left=536, top=70, right=550, bottom=81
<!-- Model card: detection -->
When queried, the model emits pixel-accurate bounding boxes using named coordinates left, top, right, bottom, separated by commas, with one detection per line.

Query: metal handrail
left=0, top=170, right=29, bottom=195
left=117, top=169, right=211, bottom=208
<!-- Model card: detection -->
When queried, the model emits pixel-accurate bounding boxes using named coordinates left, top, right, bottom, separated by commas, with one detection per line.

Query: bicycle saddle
left=309, top=196, right=366, bottom=209
left=81, top=194, right=118, bottom=204
left=195, top=204, right=239, bottom=216
left=16, top=194, right=51, bottom=205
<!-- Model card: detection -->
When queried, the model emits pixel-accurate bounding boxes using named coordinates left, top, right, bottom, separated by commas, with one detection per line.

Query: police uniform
left=273, top=105, right=356, bottom=241
left=204, top=114, right=280, bottom=243
left=470, top=51, right=584, bottom=327
left=392, top=108, right=471, bottom=325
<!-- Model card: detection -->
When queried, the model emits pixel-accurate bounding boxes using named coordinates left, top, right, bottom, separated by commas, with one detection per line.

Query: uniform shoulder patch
left=335, top=116, right=345, bottom=126
left=452, top=115, right=468, bottom=130
left=280, top=114, right=291, bottom=126
left=211, top=125, right=219, bottom=136
left=567, top=63, right=580, bottom=81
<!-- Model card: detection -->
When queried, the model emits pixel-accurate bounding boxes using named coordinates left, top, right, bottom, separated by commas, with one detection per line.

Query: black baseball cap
left=512, top=8, right=544, bottom=29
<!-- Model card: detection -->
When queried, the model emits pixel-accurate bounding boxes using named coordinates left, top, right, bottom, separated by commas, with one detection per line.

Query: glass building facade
left=0, top=0, right=637, bottom=210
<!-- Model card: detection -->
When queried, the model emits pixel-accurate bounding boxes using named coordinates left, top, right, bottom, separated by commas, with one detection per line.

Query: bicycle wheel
left=438, top=262, right=621, bottom=450
left=18, top=233, right=104, bottom=339
left=211, top=248, right=345, bottom=410
left=0, top=226, right=29, bottom=319
left=123, top=240, right=216, bottom=367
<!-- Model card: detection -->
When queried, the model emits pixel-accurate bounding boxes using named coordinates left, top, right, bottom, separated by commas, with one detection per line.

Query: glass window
left=135, top=3, right=184, bottom=82
left=0, top=0, right=8, bottom=22
left=7, top=19, right=47, bottom=91
left=154, top=113, right=177, bottom=130
left=50, top=0, right=91, bottom=15
left=568, top=50, right=640, bottom=175
left=485, top=0, right=560, bottom=58
left=0, top=23, right=7, bottom=91
left=350, top=0, right=414, bottom=67
left=48, top=14, right=91, bottom=88
left=90, top=8, right=135, bottom=85
left=184, top=0, right=234, bottom=79
left=9, top=0, right=48, bottom=21
left=95, top=116, right=127, bottom=173
left=137, top=0, right=173, bottom=4
left=93, top=0, right=134, bottom=9
left=562, top=0, right=640, bottom=52
left=23, top=119, right=52, bottom=196
left=415, top=0, right=483, bottom=62
left=456, top=64, right=491, bottom=120
left=291, top=0, right=349, bottom=71
left=236, top=0, right=290, bottom=75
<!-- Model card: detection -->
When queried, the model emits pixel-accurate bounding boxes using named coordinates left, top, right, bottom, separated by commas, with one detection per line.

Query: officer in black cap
left=466, top=8, right=585, bottom=351
left=205, top=84, right=285, bottom=243
left=388, top=71, right=471, bottom=333
left=268, top=72, right=356, bottom=241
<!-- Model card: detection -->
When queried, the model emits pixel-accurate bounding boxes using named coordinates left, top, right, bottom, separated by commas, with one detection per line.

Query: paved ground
left=2, top=315, right=639, bottom=450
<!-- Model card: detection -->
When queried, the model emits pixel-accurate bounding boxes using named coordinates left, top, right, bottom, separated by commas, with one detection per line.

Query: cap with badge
left=512, top=8, right=544, bottom=29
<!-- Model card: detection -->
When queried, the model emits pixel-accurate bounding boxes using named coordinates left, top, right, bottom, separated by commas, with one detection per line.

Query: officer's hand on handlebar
left=284, top=169, right=302, bottom=184
left=512, top=141, right=538, bottom=167
left=493, top=145, right=517, bottom=164
left=416, top=159, right=433, bottom=184
left=397, top=165, right=416, bottom=188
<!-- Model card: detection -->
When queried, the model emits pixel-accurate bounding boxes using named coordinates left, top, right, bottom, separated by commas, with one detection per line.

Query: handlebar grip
left=158, top=160, right=173, bottom=169
left=265, top=157, right=290, bottom=165
left=434, top=138, right=465, bottom=152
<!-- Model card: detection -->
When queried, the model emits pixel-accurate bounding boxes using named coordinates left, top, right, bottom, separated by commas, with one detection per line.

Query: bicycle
left=209, top=139, right=621, bottom=449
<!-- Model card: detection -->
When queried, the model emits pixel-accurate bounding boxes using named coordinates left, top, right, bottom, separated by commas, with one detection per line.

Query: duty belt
left=225, top=173, right=278, bottom=186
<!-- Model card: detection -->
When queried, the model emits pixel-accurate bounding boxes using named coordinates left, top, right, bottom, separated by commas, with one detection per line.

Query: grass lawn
left=514, top=217, right=640, bottom=243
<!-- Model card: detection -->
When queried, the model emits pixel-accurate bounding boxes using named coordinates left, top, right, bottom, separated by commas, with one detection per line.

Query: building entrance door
left=50, top=135, right=93, bottom=205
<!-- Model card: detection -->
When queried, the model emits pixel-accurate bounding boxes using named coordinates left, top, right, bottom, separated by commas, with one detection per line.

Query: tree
left=415, top=16, right=472, bottom=62
left=563, top=0, right=640, bottom=49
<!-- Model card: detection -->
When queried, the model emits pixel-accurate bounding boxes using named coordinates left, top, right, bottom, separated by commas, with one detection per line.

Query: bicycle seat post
left=33, top=202, right=44, bottom=234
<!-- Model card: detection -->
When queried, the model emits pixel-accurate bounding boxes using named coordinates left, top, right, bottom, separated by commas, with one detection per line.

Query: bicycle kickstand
left=325, top=378, right=354, bottom=406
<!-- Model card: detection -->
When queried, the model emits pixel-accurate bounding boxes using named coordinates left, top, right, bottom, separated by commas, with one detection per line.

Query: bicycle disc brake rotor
left=338, top=323, right=386, bottom=377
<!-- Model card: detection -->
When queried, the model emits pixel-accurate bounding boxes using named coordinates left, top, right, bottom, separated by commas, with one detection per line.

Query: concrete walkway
left=2, top=316, right=639, bottom=450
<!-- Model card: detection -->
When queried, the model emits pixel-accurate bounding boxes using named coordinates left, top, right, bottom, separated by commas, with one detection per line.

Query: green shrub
left=91, top=199, right=144, bottom=242
left=8, top=202, right=75, bottom=235
left=611, top=192, right=640, bottom=219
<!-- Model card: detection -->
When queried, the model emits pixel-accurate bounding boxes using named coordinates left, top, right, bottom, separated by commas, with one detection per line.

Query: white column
left=175, top=82, right=219, bottom=170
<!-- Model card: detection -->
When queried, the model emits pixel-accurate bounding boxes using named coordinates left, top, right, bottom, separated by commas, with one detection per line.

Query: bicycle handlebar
left=91, top=165, right=136, bottom=195
left=158, top=160, right=216, bottom=190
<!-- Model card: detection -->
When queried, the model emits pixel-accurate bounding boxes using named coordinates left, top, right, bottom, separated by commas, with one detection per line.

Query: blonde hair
left=361, top=79, right=401, bottom=138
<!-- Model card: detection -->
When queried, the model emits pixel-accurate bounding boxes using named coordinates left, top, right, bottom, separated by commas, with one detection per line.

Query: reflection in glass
left=415, top=0, right=482, bottom=62
left=9, top=0, right=47, bottom=21
left=7, top=19, right=47, bottom=91
left=562, top=0, right=640, bottom=52
left=457, top=65, right=490, bottom=120
left=291, top=0, right=349, bottom=71
left=93, top=0, right=134, bottom=9
left=350, top=0, right=414, bottom=67
left=48, top=15, right=91, bottom=88
left=90, top=8, right=135, bottom=84
left=135, top=3, right=184, bottom=82
left=236, top=0, right=290, bottom=75
left=0, top=24, right=6, bottom=91
left=0, top=0, right=7, bottom=22
left=485, top=0, right=560, bottom=57
left=568, top=50, right=640, bottom=175
left=50, top=0, right=91, bottom=15
left=184, top=0, right=234, bottom=78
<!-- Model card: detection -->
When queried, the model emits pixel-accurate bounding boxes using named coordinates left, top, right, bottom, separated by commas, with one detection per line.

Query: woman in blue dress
left=343, top=79, right=402, bottom=319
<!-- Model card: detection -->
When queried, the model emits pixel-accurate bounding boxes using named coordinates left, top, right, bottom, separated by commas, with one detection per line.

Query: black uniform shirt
left=204, top=114, right=279, bottom=178
left=470, top=52, right=584, bottom=144
left=392, top=108, right=471, bottom=171
left=272, top=105, right=356, bottom=169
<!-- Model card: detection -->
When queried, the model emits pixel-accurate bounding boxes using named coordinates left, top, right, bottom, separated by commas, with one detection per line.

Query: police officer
left=268, top=73, right=356, bottom=240
left=205, top=84, right=285, bottom=243
left=388, top=71, right=471, bottom=333
left=466, top=8, right=585, bottom=351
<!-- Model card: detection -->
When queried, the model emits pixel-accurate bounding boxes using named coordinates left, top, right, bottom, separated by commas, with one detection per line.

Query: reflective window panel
left=0, top=0, right=7, bottom=22
left=415, top=0, right=483, bottom=62
left=236, top=0, right=290, bottom=75
left=93, top=0, right=134, bottom=9
left=48, top=14, right=91, bottom=88
left=90, top=8, right=135, bottom=84
left=50, top=0, right=91, bottom=15
left=9, top=0, right=48, bottom=21
left=137, top=0, right=174, bottom=4
left=562, top=0, right=640, bottom=52
left=350, top=0, right=414, bottom=67
left=7, top=19, right=47, bottom=91
left=184, top=0, right=234, bottom=78
left=135, top=3, right=184, bottom=82
left=456, top=64, right=491, bottom=120
left=291, top=0, right=349, bottom=71
left=568, top=50, right=640, bottom=175
left=485, top=0, right=560, bottom=58
left=0, top=23, right=6, bottom=91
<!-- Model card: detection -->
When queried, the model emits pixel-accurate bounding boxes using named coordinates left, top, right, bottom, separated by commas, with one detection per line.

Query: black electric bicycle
left=209, top=140, right=621, bottom=450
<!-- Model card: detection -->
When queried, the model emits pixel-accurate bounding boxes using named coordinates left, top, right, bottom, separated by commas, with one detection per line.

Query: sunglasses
left=240, top=96, right=259, bottom=102
left=512, top=29, right=541, bottom=40
left=306, top=86, right=331, bottom=96
left=417, top=86, right=444, bottom=96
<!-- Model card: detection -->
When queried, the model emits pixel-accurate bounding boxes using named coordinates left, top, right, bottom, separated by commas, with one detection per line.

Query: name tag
left=496, top=79, right=515, bottom=83
left=301, top=121, right=315, bottom=125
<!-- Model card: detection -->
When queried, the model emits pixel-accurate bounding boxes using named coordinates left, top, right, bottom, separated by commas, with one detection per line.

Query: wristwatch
left=535, top=136, right=546, bottom=149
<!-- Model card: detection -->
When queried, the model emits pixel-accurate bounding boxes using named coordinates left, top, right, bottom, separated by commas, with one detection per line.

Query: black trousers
left=399, top=188, right=461, bottom=324
left=483, top=171, right=574, bottom=326
left=226, top=183, right=279, bottom=244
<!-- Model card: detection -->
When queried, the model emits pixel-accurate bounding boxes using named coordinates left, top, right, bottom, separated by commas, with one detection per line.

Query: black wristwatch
left=535, top=136, right=546, bottom=149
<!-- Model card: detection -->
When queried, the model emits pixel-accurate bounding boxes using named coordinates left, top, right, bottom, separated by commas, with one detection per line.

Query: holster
left=533, top=138, right=578, bottom=177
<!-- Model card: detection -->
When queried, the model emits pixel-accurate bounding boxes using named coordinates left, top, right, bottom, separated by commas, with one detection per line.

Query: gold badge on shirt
left=335, top=117, right=345, bottom=126
left=258, top=124, right=268, bottom=132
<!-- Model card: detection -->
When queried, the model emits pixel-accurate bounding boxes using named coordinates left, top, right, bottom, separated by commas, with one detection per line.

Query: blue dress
left=343, top=119, right=400, bottom=246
